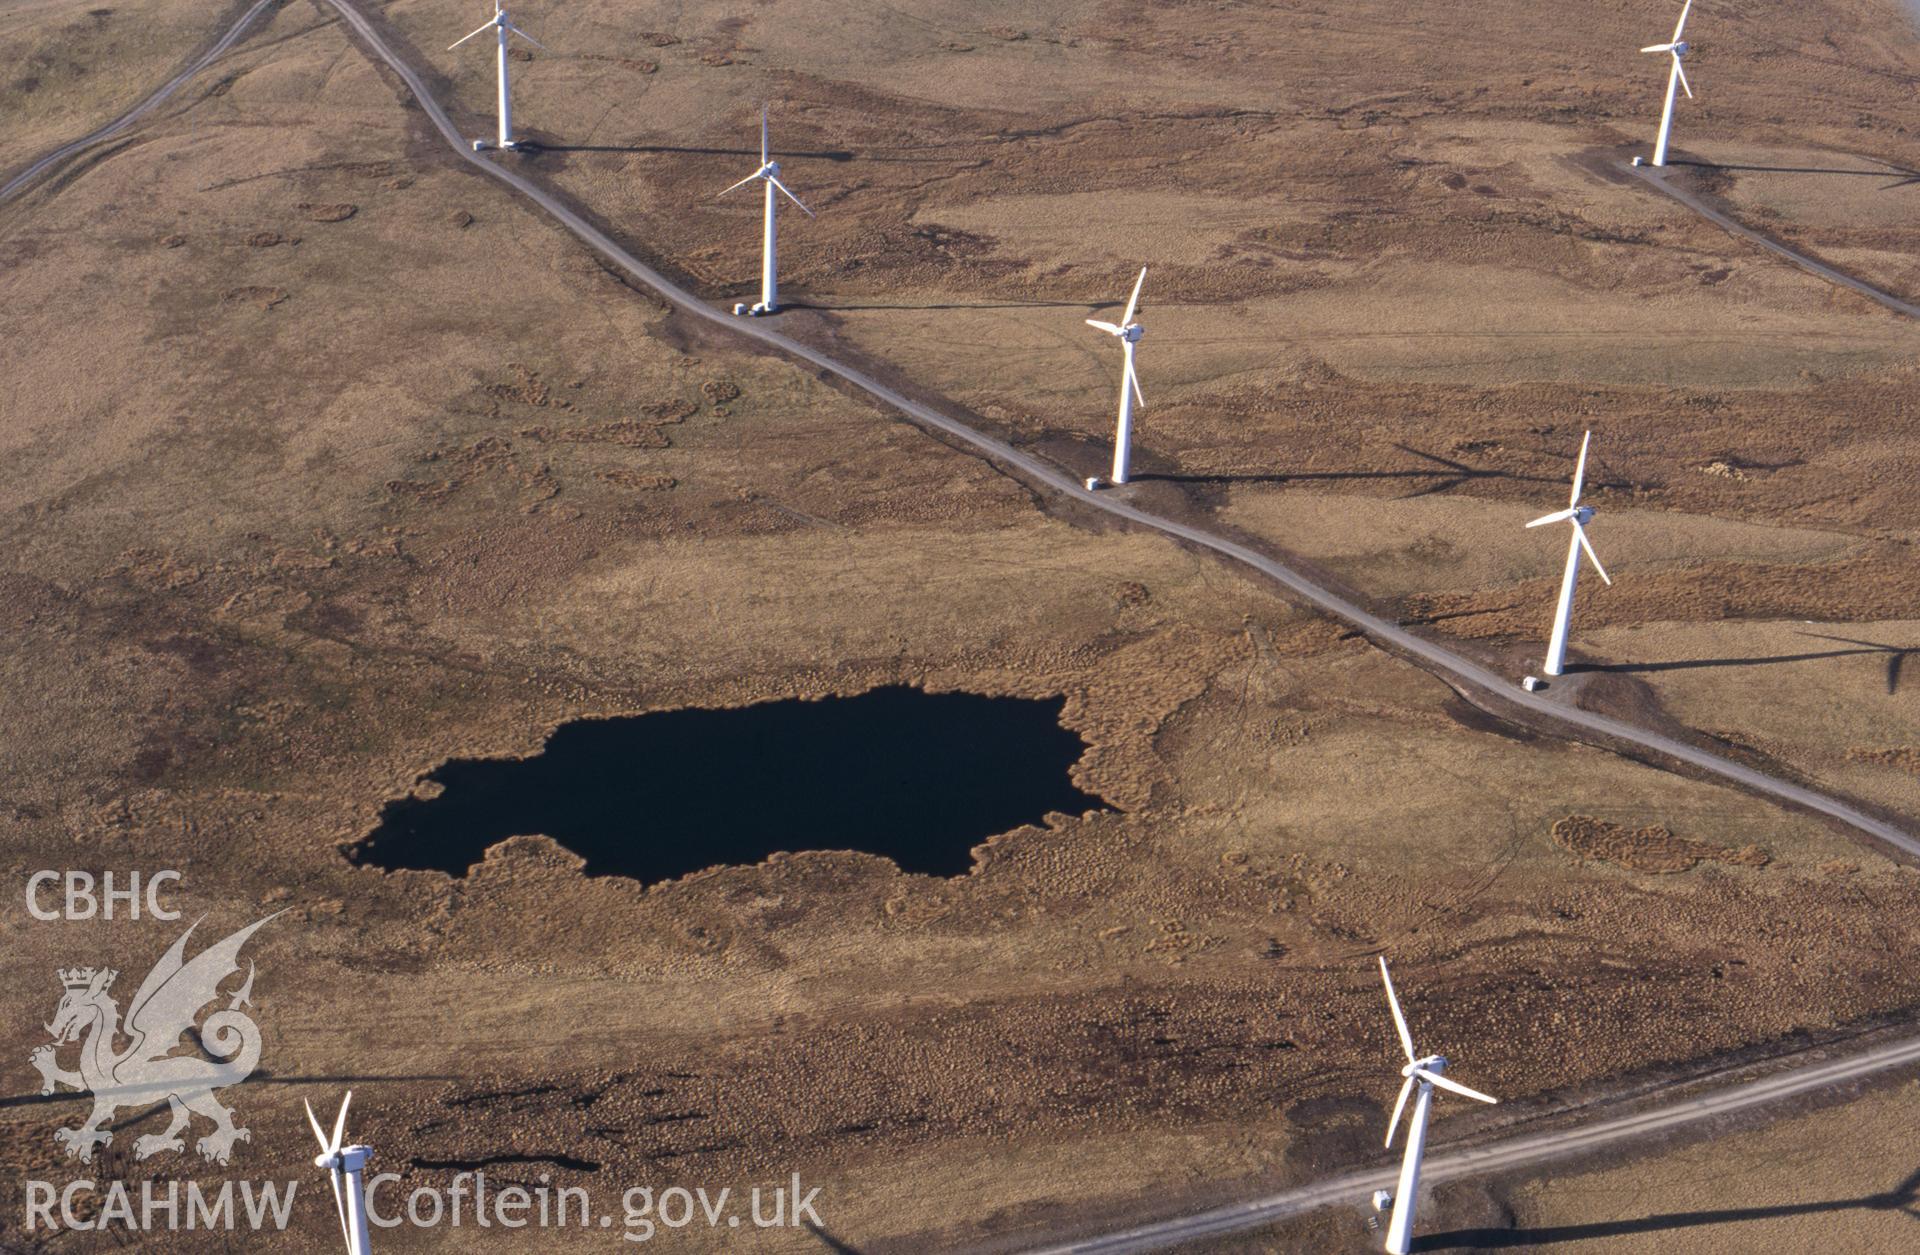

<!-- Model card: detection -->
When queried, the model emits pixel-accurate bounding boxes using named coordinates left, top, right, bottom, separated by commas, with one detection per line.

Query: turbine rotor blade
left=449, top=19, right=495, bottom=50
left=1122, top=266, right=1148, bottom=326
left=1673, top=0, right=1694, bottom=43
left=761, top=104, right=769, bottom=165
left=328, top=1167, right=352, bottom=1253
left=303, top=1099, right=330, bottom=1151
left=1526, top=508, right=1577, bottom=528
left=1385, top=1075, right=1415, bottom=1148
left=330, top=1091, right=352, bottom=1154
left=718, top=171, right=762, bottom=197
left=1569, top=430, right=1591, bottom=506
left=507, top=23, right=548, bottom=51
left=1640, top=42, right=1676, bottom=53
left=1418, top=1069, right=1500, bottom=1105
left=1674, top=55, right=1693, bottom=99
left=1379, top=957, right=1416, bottom=1064
left=1125, top=352, right=1145, bottom=409
left=1085, top=319, right=1123, bottom=335
left=1574, top=522, right=1612, bottom=586
left=768, top=175, right=815, bottom=217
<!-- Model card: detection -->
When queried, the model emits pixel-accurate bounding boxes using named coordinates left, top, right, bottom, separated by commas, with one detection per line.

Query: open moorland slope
left=1, top=1, right=1917, bottom=1251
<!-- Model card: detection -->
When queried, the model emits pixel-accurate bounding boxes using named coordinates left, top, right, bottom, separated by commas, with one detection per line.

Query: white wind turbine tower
left=450, top=1, right=548, bottom=152
left=1372, top=957, right=1499, bottom=1255
left=1084, top=266, right=1148, bottom=489
left=721, top=107, right=815, bottom=316
left=1526, top=430, right=1612, bottom=679
left=1640, top=0, right=1696, bottom=168
left=306, top=1092, right=374, bottom=1255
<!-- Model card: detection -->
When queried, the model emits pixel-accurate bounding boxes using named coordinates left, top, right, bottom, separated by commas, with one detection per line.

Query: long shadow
left=1667, top=157, right=1920, bottom=188
left=1139, top=443, right=1627, bottom=499
left=1406, top=603, right=1524, bottom=628
left=528, top=142, right=856, bottom=162
left=1420, top=1162, right=1920, bottom=1249
left=1569, top=645, right=1885, bottom=676
left=2, top=1072, right=459, bottom=1111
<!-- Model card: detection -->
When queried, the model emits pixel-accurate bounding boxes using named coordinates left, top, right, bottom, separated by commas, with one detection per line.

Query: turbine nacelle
left=1089, top=320, right=1145, bottom=344
left=1524, top=506, right=1588, bottom=527
left=314, top=1145, right=372, bottom=1172
left=1401, top=1053, right=1446, bottom=1079
left=449, top=4, right=544, bottom=52
left=719, top=141, right=814, bottom=217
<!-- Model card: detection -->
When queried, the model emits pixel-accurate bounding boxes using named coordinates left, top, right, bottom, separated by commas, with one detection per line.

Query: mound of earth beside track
left=1550, top=814, right=1772, bottom=875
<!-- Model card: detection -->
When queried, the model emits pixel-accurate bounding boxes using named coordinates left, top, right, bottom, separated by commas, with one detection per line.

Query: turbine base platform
left=734, top=302, right=777, bottom=317
left=1371, top=1189, right=1393, bottom=1213
left=471, top=139, right=491, bottom=152
left=1631, top=155, right=1646, bottom=167
left=1084, top=476, right=1106, bottom=491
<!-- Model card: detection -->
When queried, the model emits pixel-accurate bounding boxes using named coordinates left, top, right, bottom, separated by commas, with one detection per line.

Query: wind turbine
left=1372, top=957, right=1499, bottom=1255
left=306, top=1092, right=374, bottom=1255
left=1084, top=266, right=1148, bottom=489
left=1526, top=430, right=1612, bottom=679
left=450, top=1, right=547, bottom=152
left=1641, top=0, right=1696, bottom=168
left=720, top=107, right=814, bottom=316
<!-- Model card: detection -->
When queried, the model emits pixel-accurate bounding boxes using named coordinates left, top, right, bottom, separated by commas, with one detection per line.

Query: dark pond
left=350, top=687, right=1109, bottom=882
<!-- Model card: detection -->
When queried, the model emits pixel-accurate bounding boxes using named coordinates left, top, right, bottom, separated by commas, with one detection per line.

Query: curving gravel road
left=1017, top=1030, right=1920, bottom=1254
left=1630, top=162, right=1920, bottom=320
left=313, top=0, right=1917, bottom=860
left=0, top=0, right=283, bottom=205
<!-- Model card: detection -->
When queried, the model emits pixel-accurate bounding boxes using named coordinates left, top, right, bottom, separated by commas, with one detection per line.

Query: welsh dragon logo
left=29, top=912, right=281, bottom=1165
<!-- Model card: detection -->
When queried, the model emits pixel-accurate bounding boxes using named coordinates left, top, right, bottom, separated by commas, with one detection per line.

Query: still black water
left=350, top=687, right=1109, bottom=882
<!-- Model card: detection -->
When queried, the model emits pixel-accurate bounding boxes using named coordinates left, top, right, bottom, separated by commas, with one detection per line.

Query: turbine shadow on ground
left=1, top=1073, right=458, bottom=1111
left=1572, top=638, right=1910, bottom=693
left=1418, top=1163, right=1920, bottom=1249
left=783, top=299, right=1107, bottom=313
left=523, top=142, right=862, bottom=161
left=1137, top=444, right=1627, bottom=499
left=1666, top=157, right=1920, bottom=187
